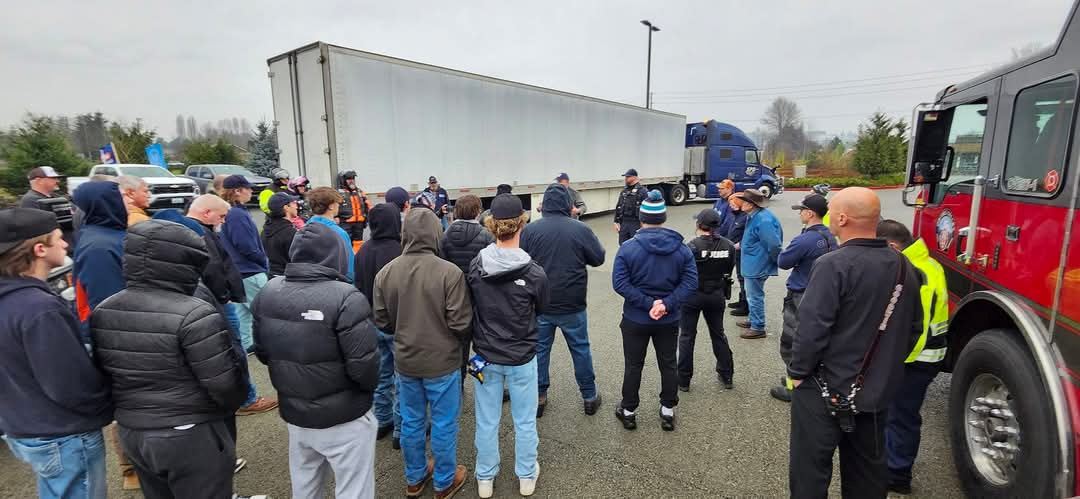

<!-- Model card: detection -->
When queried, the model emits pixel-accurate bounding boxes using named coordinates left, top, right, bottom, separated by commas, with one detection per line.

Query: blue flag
left=145, top=143, right=166, bottom=167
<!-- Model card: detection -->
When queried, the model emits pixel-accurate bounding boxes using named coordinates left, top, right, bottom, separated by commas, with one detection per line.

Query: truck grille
left=152, top=184, right=195, bottom=195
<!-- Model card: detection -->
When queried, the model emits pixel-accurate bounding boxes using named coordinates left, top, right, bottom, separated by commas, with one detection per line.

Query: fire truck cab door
left=914, top=79, right=998, bottom=303
left=978, top=68, right=1079, bottom=339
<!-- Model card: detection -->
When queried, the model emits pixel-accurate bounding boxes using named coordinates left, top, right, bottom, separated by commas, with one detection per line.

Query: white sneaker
left=477, top=478, right=494, bottom=498
left=519, top=463, right=540, bottom=496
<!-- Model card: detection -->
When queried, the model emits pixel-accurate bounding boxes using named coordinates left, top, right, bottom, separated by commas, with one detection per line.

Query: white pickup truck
left=68, top=164, right=200, bottom=210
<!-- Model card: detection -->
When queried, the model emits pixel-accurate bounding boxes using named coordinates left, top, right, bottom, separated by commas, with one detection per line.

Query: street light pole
left=641, top=20, right=660, bottom=109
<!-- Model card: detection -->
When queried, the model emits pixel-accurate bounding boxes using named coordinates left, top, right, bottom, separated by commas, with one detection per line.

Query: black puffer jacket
left=91, top=220, right=247, bottom=430
left=441, top=219, right=494, bottom=274
left=253, top=223, right=380, bottom=429
left=262, top=215, right=297, bottom=277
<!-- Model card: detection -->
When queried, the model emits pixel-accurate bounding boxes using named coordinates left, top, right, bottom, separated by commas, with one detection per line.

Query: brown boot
left=236, top=396, right=279, bottom=416
left=121, top=467, right=141, bottom=491
left=405, top=459, right=435, bottom=497
left=434, top=465, right=468, bottom=499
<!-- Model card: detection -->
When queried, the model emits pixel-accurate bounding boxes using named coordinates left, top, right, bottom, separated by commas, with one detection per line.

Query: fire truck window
left=945, top=103, right=989, bottom=188
left=1004, top=75, right=1077, bottom=196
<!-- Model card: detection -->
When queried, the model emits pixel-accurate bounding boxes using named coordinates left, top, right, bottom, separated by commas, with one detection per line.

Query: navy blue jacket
left=220, top=203, right=269, bottom=277
left=712, top=197, right=735, bottom=237
left=0, top=278, right=113, bottom=438
left=613, top=227, right=698, bottom=325
left=72, top=181, right=127, bottom=333
left=778, top=224, right=837, bottom=292
left=726, top=210, right=748, bottom=243
left=422, top=186, right=450, bottom=219
left=521, top=184, right=606, bottom=315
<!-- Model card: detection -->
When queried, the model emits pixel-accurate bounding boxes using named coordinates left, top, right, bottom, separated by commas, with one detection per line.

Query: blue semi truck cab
left=683, top=120, right=783, bottom=199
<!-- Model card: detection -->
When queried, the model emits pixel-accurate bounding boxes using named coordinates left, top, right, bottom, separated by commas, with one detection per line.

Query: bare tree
left=760, top=97, right=807, bottom=164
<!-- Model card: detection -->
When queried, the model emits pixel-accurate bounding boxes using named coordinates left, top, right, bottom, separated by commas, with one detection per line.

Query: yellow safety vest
left=258, top=188, right=275, bottom=214
left=902, top=239, right=949, bottom=363
left=822, top=211, right=830, bottom=227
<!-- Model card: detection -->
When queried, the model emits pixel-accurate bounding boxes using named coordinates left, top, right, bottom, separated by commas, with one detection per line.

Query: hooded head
left=541, top=183, right=573, bottom=216
left=73, top=181, right=126, bottom=230
left=368, top=203, right=402, bottom=242
left=288, top=222, right=349, bottom=278
left=401, top=207, right=442, bottom=255
left=123, top=220, right=209, bottom=295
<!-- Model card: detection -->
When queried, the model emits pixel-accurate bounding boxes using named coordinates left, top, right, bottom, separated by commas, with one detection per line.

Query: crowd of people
left=1, top=164, right=948, bottom=499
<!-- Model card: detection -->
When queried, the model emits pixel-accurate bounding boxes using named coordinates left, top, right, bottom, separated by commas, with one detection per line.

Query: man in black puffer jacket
left=441, top=194, right=494, bottom=274
left=521, top=183, right=606, bottom=417
left=91, top=220, right=248, bottom=499
left=254, top=222, right=380, bottom=499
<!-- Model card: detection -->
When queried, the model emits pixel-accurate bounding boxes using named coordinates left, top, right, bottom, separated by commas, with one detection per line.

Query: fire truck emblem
left=936, top=210, right=956, bottom=252
left=1045, top=169, right=1060, bottom=193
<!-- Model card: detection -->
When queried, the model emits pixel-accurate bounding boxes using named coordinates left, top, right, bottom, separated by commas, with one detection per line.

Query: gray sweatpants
left=288, top=410, right=377, bottom=499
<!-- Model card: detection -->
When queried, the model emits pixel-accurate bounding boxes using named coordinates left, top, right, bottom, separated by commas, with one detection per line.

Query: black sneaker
left=770, top=385, right=792, bottom=402
left=377, top=425, right=393, bottom=440
left=502, top=389, right=510, bottom=403
left=727, top=301, right=744, bottom=310
left=659, top=409, right=675, bottom=431
left=583, top=394, right=602, bottom=416
left=614, top=406, right=637, bottom=430
left=719, top=374, right=733, bottom=390
left=392, top=437, right=401, bottom=450
left=536, top=394, right=548, bottom=418
left=730, top=307, right=749, bottom=317
left=887, top=482, right=912, bottom=495
left=678, top=384, right=690, bottom=392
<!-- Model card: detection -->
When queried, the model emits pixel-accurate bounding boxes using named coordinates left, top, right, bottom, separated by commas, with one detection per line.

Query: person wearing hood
left=467, top=194, right=548, bottom=498
left=374, top=208, right=472, bottom=499
left=354, top=203, right=404, bottom=447
left=732, top=188, right=783, bottom=340
left=262, top=192, right=300, bottom=278
left=0, top=208, right=114, bottom=499
left=678, top=209, right=737, bottom=392
left=253, top=222, right=380, bottom=499
left=91, top=220, right=248, bottom=499
left=520, top=183, right=605, bottom=418
left=72, top=180, right=127, bottom=341
left=612, top=190, right=697, bottom=432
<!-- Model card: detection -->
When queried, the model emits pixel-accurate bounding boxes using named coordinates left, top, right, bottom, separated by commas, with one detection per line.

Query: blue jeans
left=398, top=370, right=461, bottom=491
left=744, top=276, right=768, bottom=331
left=373, top=330, right=400, bottom=437
left=536, top=311, right=597, bottom=400
left=226, top=302, right=258, bottom=406
left=4, top=430, right=106, bottom=499
left=235, top=273, right=268, bottom=351
left=885, top=362, right=941, bottom=485
left=474, top=358, right=540, bottom=481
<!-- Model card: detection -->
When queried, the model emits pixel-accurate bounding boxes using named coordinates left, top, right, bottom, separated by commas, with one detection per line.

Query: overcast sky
left=1, top=0, right=1072, bottom=140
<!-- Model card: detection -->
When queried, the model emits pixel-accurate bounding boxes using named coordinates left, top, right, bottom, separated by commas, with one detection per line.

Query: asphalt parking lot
left=0, top=188, right=964, bottom=498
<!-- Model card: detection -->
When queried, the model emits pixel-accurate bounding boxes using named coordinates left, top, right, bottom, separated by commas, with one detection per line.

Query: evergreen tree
left=0, top=115, right=90, bottom=192
left=246, top=120, right=279, bottom=177
left=852, top=112, right=909, bottom=177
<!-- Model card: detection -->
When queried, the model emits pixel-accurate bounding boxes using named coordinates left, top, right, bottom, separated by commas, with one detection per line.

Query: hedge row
left=784, top=174, right=905, bottom=189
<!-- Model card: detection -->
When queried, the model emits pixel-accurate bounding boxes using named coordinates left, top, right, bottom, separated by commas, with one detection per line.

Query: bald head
left=187, top=194, right=230, bottom=228
left=828, top=187, right=881, bottom=242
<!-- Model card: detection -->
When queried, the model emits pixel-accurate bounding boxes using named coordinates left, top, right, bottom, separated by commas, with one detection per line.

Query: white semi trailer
left=267, top=42, right=689, bottom=212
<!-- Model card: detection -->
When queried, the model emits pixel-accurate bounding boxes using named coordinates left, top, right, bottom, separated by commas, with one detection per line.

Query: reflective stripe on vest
left=915, top=347, right=947, bottom=363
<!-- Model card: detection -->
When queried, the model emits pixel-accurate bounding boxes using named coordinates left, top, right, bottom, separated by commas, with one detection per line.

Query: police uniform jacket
left=613, top=182, right=648, bottom=224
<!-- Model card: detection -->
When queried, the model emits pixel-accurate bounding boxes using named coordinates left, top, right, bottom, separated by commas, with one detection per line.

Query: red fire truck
left=906, top=2, right=1080, bottom=496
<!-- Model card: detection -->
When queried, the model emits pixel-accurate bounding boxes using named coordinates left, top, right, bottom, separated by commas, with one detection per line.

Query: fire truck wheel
left=949, top=328, right=1056, bottom=498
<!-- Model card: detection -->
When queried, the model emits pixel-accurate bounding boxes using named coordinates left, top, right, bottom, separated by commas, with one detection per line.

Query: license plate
left=171, top=198, right=184, bottom=204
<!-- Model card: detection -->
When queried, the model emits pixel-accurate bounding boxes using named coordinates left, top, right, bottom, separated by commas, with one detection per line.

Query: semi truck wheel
left=666, top=184, right=688, bottom=206
left=949, top=328, right=1056, bottom=498
left=758, top=183, right=775, bottom=199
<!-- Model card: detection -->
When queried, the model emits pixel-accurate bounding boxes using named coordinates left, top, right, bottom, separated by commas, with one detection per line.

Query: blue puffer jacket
left=740, top=208, right=783, bottom=279
left=220, top=204, right=269, bottom=277
left=613, top=227, right=698, bottom=326
left=72, top=181, right=127, bottom=335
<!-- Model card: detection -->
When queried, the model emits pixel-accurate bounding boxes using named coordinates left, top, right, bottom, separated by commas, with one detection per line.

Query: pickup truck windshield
left=208, top=165, right=253, bottom=175
left=118, top=166, right=176, bottom=178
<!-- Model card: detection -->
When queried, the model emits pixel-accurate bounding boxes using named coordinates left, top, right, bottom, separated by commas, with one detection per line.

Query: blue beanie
left=639, top=190, right=667, bottom=225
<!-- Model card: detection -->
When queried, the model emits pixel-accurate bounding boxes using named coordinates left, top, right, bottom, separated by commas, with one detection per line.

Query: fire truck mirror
left=908, top=109, right=956, bottom=185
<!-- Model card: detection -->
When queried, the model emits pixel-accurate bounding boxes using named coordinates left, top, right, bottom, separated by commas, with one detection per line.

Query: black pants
left=619, top=318, right=679, bottom=412
left=618, top=219, right=641, bottom=245
left=340, top=220, right=365, bottom=242
left=119, top=419, right=235, bottom=499
left=678, top=290, right=733, bottom=384
left=779, top=289, right=804, bottom=367
left=885, top=362, right=941, bottom=486
left=733, top=250, right=747, bottom=307
left=790, top=383, right=888, bottom=499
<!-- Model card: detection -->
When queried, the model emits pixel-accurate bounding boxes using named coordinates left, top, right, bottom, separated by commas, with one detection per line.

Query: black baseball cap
left=0, top=208, right=59, bottom=255
left=792, top=194, right=828, bottom=218
left=268, top=192, right=299, bottom=216
left=223, top=174, right=252, bottom=189
left=428, top=176, right=439, bottom=184
left=622, top=168, right=639, bottom=177
left=694, top=208, right=722, bottom=228
left=555, top=173, right=570, bottom=182
left=27, top=166, right=65, bottom=179
left=490, top=193, right=523, bottom=220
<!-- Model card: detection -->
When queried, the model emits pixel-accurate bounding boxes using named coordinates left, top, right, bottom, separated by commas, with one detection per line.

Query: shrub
left=784, top=174, right=905, bottom=189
